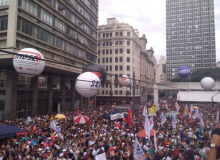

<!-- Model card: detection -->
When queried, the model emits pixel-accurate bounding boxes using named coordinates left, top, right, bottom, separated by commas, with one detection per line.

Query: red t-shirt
left=173, top=149, right=180, bottom=157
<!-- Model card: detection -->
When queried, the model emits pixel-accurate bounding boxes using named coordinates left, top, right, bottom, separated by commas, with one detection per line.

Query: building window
left=0, top=101, right=4, bottom=111
left=119, top=65, right=123, bottom=71
left=120, top=49, right=123, bottom=53
left=127, top=66, right=130, bottom=71
left=119, top=41, right=123, bottom=45
left=115, top=32, right=118, bottom=36
left=115, top=49, right=118, bottom=54
left=110, top=49, right=112, bottom=54
left=106, top=66, right=108, bottom=71
left=127, top=41, right=130, bottom=45
left=106, top=33, right=109, bottom=37
left=110, top=66, right=112, bottom=71
left=127, top=57, right=130, bottom=62
left=127, top=32, right=130, bottom=36
left=119, top=57, right=123, bottom=62
left=98, top=58, right=100, bottom=63
left=0, top=16, right=8, bottom=31
left=98, top=50, right=100, bottom=55
left=102, top=50, right=105, bottom=54
left=109, top=42, right=112, bottom=46
left=115, top=57, right=118, bottom=62
left=115, top=41, right=118, bottom=45
left=110, top=32, right=112, bottom=37
left=115, top=66, right=118, bottom=71
left=103, top=42, right=105, bottom=46
left=103, top=33, right=105, bottom=37
left=127, top=49, right=130, bottom=54
left=98, top=34, right=100, bottom=38
left=102, top=58, right=105, bottom=63
left=120, top=31, right=123, bottom=36
left=106, top=41, right=109, bottom=46
left=106, top=49, right=109, bottom=54
left=106, top=58, right=108, bottom=63
left=110, top=57, right=112, bottom=62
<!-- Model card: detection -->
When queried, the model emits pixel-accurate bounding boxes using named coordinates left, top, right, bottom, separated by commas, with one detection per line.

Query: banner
left=172, top=116, right=177, bottom=129
left=145, top=112, right=150, bottom=139
left=95, top=153, right=106, bottom=160
left=149, top=105, right=156, bottom=115
left=154, top=130, right=157, bottom=152
left=156, top=103, right=160, bottom=112
left=127, top=109, right=132, bottom=126
left=134, top=137, right=146, bottom=160
left=149, top=116, right=154, bottom=130
left=50, top=120, right=63, bottom=139
left=143, top=105, right=146, bottom=116
left=165, top=102, right=170, bottom=110
left=161, top=114, right=167, bottom=125
left=175, top=102, right=180, bottom=112
left=110, top=113, right=124, bottom=120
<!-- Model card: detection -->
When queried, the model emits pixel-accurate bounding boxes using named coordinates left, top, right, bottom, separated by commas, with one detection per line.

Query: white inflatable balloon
left=75, top=72, right=101, bottom=97
left=119, top=75, right=131, bottom=86
left=200, top=77, right=215, bottom=90
left=13, top=48, right=45, bottom=77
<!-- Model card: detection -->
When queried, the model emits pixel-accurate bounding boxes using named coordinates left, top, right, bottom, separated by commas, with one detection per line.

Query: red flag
left=181, top=113, right=184, bottom=123
left=127, top=109, right=132, bottom=126
left=77, top=109, right=80, bottom=116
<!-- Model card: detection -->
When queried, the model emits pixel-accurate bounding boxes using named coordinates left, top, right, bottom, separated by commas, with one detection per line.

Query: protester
left=0, top=100, right=219, bottom=160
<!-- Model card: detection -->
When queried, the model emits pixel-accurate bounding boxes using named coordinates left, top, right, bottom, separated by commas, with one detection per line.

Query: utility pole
left=110, top=83, right=113, bottom=105
left=132, top=71, right=135, bottom=119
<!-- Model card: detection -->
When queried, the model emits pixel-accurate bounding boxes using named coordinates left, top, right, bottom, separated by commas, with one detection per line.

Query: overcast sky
left=99, top=0, right=220, bottom=63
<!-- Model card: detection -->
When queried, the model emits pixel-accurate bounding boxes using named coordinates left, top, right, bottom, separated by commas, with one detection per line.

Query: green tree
left=191, top=68, right=220, bottom=82
left=170, top=77, right=191, bottom=82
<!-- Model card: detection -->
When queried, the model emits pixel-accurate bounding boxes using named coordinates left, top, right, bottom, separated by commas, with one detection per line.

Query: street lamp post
left=132, top=71, right=139, bottom=119
left=132, top=71, right=135, bottom=119
left=110, top=84, right=113, bottom=105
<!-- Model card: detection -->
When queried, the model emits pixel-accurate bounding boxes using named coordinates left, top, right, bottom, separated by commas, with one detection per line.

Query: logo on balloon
left=119, top=75, right=131, bottom=86
left=75, top=72, right=101, bottom=98
left=13, top=48, right=45, bottom=77
left=90, top=80, right=101, bottom=88
left=178, top=66, right=191, bottom=78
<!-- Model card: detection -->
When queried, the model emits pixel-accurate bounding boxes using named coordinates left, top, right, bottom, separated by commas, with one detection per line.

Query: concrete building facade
left=97, top=18, right=142, bottom=105
left=97, top=18, right=155, bottom=105
left=166, top=0, right=216, bottom=81
left=217, top=61, right=220, bottom=68
left=139, top=36, right=155, bottom=102
left=0, top=0, right=98, bottom=119
left=155, top=56, right=167, bottom=83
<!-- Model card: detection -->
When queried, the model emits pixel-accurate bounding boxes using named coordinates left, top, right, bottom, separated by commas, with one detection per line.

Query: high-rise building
left=166, top=0, right=216, bottom=81
left=97, top=18, right=141, bottom=105
left=0, top=0, right=98, bottom=119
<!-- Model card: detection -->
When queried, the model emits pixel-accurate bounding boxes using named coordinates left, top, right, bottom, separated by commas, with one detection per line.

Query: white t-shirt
left=92, top=149, right=100, bottom=156
left=166, top=156, right=172, bottom=160
left=188, top=131, right=193, bottom=137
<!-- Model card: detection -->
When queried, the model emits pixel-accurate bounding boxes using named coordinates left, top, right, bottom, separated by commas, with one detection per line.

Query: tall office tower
left=0, top=0, right=98, bottom=119
left=166, top=0, right=216, bottom=81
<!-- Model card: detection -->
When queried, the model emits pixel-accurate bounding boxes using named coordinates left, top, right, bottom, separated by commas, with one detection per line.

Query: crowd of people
left=0, top=100, right=220, bottom=160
